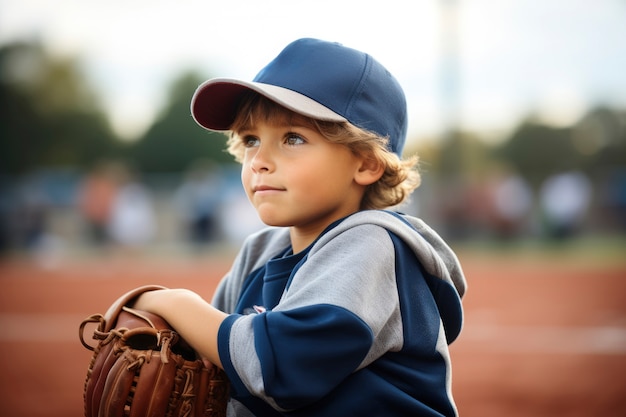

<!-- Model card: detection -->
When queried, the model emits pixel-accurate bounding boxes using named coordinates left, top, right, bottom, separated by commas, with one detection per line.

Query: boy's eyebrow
left=237, top=121, right=314, bottom=134
left=288, top=121, right=313, bottom=129
left=234, top=125, right=259, bottom=136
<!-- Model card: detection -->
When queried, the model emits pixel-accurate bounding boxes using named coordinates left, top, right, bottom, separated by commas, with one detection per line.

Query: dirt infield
left=0, top=246, right=624, bottom=417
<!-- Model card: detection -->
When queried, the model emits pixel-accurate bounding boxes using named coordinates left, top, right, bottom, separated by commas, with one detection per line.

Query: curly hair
left=225, top=92, right=421, bottom=210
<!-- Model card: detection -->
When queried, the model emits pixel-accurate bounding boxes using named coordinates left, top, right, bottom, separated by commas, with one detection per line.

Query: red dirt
left=0, top=249, right=624, bottom=417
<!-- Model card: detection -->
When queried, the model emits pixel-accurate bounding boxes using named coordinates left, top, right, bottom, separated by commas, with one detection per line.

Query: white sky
left=1, top=0, right=625, bottom=144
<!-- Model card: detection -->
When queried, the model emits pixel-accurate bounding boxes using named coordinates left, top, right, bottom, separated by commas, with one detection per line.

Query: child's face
left=238, top=119, right=367, bottom=237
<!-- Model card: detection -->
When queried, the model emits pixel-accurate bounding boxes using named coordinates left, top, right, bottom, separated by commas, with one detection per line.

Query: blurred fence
left=1, top=163, right=625, bottom=259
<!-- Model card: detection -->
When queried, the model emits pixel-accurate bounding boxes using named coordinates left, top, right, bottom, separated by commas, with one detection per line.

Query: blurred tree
left=492, top=120, right=582, bottom=188
left=127, top=72, right=233, bottom=173
left=411, top=130, right=491, bottom=184
left=574, top=107, right=626, bottom=174
left=0, top=41, right=120, bottom=174
left=493, top=108, right=626, bottom=189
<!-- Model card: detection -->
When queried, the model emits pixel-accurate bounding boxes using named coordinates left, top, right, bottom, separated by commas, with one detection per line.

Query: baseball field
left=0, top=239, right=624, bottom=416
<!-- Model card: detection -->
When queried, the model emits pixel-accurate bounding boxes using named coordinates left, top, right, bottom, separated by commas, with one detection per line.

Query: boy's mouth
left=253, top=185, right=284, bottom=193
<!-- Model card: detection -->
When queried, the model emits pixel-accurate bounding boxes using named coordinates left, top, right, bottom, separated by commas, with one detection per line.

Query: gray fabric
left=320, top=211, right=467, bottom=297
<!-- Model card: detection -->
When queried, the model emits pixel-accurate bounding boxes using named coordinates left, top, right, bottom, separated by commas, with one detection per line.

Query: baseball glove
left=79, top=285, right=229, bottom=417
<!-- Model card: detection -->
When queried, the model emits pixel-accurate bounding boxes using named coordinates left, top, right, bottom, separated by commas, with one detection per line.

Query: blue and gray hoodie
left=212, top=210, right=467, bottom=416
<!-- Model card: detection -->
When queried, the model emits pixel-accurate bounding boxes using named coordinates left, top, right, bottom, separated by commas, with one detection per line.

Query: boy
left=134, top=38, right=467, bottom=416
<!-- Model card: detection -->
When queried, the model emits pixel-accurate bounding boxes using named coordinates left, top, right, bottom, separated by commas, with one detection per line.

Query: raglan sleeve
left=220, top=223, right=401, bottom=411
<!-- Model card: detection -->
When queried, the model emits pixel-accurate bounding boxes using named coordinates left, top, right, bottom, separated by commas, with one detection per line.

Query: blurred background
left=0, top=1, right=625, bottom=416
left=1, top=0, right=625, bottom=257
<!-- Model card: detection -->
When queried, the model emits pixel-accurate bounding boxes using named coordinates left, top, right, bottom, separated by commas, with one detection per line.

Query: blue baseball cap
left=191, top=38, right=408, bottom=155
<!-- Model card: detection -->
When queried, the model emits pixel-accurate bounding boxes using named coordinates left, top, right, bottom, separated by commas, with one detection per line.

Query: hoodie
left=212, top=210, right=467, bottom=417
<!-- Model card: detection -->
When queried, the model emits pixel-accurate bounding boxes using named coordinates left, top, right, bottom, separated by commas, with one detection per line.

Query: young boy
left=134, top=38, right=467, bottom=416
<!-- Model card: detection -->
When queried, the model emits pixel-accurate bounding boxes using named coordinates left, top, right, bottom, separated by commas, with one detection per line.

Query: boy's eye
left=242, top=136, right=260, bottom=148
left=285, top=133, right=306, bottom=146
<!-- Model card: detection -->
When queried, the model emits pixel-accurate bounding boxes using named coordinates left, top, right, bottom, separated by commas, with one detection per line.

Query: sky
left=1, top=0, right=626, bottom=144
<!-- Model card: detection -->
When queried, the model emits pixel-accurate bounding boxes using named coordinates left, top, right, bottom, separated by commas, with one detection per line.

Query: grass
left=451, top=233, right=626, bottom=268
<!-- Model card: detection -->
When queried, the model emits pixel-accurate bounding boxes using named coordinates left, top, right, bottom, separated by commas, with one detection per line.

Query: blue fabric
left=217, top=314, right=249, bottom=397
left=253, top=305, right=372, bottom=409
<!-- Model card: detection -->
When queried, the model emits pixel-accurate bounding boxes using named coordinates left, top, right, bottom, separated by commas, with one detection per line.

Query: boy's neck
left=289, top=227, right=321, bottom=254
left=288, top=210, right=361, bottom=253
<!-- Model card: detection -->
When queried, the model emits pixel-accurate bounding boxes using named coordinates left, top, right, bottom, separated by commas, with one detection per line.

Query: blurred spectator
left=488, top=171, right=533, bottom=239
left=218, top=189, right=265, bottom=245
left=539, top=170, right=592, bottom=240
left=107, top=168, right=156, bottom=249
left=598, top=168, right=626, bottom=232
left=16, top=179, right=50, bottom=249
left=78, top=161, right=122, bottom=246
left=174, top=160, right=222, bottom=246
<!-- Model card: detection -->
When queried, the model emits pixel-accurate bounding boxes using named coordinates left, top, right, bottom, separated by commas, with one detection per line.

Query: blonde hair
left=226, top=93, right=421, bottom=210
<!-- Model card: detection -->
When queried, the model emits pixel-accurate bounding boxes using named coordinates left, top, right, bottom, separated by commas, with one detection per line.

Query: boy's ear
left=354, top=157, right=384, bottom=186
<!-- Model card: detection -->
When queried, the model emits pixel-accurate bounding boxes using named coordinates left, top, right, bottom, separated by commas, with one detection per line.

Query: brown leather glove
left=79, top=285, right=229, bottom=417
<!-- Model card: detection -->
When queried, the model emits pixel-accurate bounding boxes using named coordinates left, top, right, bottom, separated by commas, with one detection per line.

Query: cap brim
left=190, top=78, right=347, bottom=132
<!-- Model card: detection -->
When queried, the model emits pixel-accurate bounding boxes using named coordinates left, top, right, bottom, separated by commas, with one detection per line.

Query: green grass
left=451, top=233, right=626, bottom=267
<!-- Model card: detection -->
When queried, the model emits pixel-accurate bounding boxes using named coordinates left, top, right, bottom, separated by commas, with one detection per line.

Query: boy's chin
left=256, top=215, right=290, bottom=228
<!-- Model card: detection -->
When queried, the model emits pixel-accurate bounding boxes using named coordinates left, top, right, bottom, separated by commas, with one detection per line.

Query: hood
left=316, top=210, right=467, bottom=343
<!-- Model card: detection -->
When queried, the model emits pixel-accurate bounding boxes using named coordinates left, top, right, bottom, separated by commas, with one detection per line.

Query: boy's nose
left=250, top=145, right=274, bottom=173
